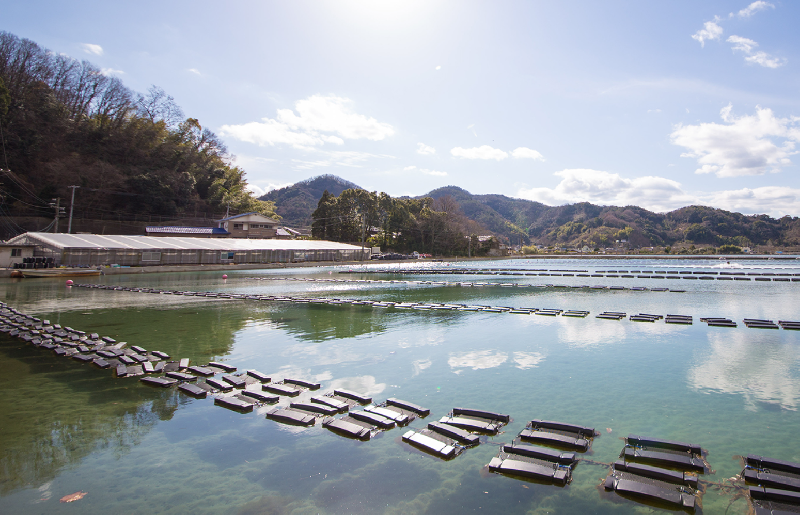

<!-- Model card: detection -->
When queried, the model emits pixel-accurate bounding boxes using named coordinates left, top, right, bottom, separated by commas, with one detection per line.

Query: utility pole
left=67, top=185, right=79, bottom=234
left=360, top=213, right=366, bottom=261
left=49, top=198, right=65, bottom=233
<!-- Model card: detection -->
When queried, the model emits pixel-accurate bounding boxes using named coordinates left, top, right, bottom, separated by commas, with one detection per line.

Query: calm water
left=1, top=257, right=799, bottom=514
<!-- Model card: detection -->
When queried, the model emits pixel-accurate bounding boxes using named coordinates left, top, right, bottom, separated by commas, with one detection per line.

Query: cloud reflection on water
left=688, top=332, right=800, bottom=411
left=448, top=350, right=508, bottom=372
left=513, top=351, right=545, bottom=369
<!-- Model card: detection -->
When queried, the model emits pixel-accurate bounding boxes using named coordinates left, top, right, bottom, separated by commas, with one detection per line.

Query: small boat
left=21, top=268, right=102, bottom=278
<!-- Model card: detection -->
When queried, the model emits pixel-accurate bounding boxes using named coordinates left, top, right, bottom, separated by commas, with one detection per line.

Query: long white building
left=6, top=232, right=370, bottom=266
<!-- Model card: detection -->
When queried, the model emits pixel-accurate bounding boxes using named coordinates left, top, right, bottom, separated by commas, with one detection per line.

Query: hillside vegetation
left=0, top=31, right=275, bottom=238
left=279, top=177, right=800, bottom=251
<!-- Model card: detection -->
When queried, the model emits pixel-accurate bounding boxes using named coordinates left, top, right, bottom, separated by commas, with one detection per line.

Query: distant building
left=0, top=243, right=35, bottom=268
left=217, top=213, right=281, bottom=239
left=146, top=226, right=230, bottom=238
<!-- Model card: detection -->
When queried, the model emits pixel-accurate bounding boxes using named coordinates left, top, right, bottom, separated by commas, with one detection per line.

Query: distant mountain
left=262, top=175, right=800, bottom=249
left=259, top=174, right=363, bottom=227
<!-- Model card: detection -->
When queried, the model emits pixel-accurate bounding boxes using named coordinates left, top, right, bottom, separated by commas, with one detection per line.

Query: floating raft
left=622, top=434, right=707, bottom=472
left=178, top=383, right=208, bottom=398
left=435, top=407, right=509, bottom=435
left=604, top=470, right=697, bottom=510
left=519, top=420, right=596, bottom=451
left=486, top=441, right=577, bottom=485
left=744, top=455, right=800, bottom=512
left=701, top=317, right=737, bottom=328
left=266, top=407, right=316, bottom=426
left=402, top=429, right=458, bottom=459
left=215, top=396, right=255, bottom=412
left=744, top=319, right=780, bottom=329
left=323, top=418, right=371, bottom=440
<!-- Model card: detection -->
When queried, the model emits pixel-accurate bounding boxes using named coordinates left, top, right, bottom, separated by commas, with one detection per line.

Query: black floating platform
left=386, top=398, right=430, bottom=416
left=323, top=418, right=371, bottom=440
left=605, top=476, right=696, bottom=510
left=350, top=410, right=396, bottom=429
left=452, top=407, right=510, bottom=423
left=165, top=371, right=197, bottom=382
left=178, top=383, right=208, bottom=398
left=246, top=370, right=271, bottom=383
left=531, top=419, right=595, bottom=438
left=205, top=378, right=234, bottom=392
left=290, top=402, right=338, bottom=416
left=614, top=460, right=698, bottom=488
left=488, top=456, right=571, bottom=485
left=311, top=396, right=349, bottom=413
left=519, top=429, right=589, bottom=451
left=621, top=447, right=705, bottom=472
left=284, top=378, right=321, bottom=390
left=263, top=383, right=302, bottom=396
left=214, top=396, right=254, bottom=413
left=402, top=430, right=457, bottom=459
left=140, top=376, right=178, bottom=388
left=266, top=407, right=316, bottom=426
left=187, top=366, right=214, bottom=377
left=628, top=434, right=701, bottom=454
left=439, top=415, right=499, bottom=435
left=207, top=361, right=237, bottom=373
left=428, top=421, right=480, bottom=446
left=333, top=389, right=372, bottom=404
left=750, top=486, right=800, bottom=505
left=239, top=390, right=279, bottom=404
left=222, top=375, right=247, bottom=388
left=365, top=405, right=409, bottom=425
left=503, top=444, right=577, bottom=466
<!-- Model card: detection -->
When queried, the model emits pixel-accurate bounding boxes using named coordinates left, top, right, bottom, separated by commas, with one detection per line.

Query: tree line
left=0, top=31, right=275, bottom=237
left=311, top=188, right=497, bottom=255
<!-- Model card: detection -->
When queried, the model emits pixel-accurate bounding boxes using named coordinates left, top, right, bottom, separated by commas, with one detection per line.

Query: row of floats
left=2, top=300, right=800, bottom=513
left=75, top=283, right=800, bottom=331
left=346, top=267, right=800, bottom=282
left=249, top=276, right=688, bottom=291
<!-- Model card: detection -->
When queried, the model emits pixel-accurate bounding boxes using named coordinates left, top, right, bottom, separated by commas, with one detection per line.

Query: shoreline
left=1, top=253, right=796, bottom=279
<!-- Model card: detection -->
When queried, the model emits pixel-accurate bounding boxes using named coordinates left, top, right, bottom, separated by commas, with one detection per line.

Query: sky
left=3, top=0, right=800, bottom=216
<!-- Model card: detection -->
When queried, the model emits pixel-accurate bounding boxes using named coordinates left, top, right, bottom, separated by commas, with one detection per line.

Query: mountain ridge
left=261, top=175, right=800, bottom=249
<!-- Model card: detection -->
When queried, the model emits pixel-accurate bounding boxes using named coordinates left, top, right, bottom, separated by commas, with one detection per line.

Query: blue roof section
left=145, top=226, right=230, bottom=235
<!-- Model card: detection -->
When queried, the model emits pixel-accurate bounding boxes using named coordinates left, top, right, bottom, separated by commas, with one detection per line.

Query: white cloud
left=670, top=104, right=799, bottom=177
left=435, top=65, right=441, bottom=70
left=81, top=43, right=103, bottom=56
left=451, top=145, right=508, bottom=160
left=691, top=19, right=723, bottom=47
left=99, top=68, right=124, bottom=76
left=517, top=169, right=694, bottom=213
left=402, top=165, right=446, bottom=176
left=647, top=109, right=662, bottom=114
left=512, top=147, right=545, bottom=160
left=515, top=168, right=800, bottom=216
left=220, top=95, right=394, bottom=149
left=417, top=142, right=436, bottom=155
left=727, top=35, right=785, bottom=68
left=738, top=1, right=774, bottom=18
left=289, top=150, right=394, bottom=171
left=187, top=68, right=201, bottom=75
left=246, top=182, right=293, bottom=197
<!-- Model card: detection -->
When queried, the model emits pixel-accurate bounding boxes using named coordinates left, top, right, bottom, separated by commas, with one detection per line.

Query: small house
left=217, top=213, right=281, bottom=239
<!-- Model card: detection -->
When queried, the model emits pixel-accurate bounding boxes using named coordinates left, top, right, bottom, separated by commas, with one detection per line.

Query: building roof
left=7, top=232, right=364, bottom=251
left=145, top=226, right=230, bottom=235
left=216, top=212, right=280, bottom=223
left=276, top=228, right=292, bottom=237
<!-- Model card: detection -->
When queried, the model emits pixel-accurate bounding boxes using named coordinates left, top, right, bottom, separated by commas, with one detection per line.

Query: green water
left=1, top=258, right=799, bottom=514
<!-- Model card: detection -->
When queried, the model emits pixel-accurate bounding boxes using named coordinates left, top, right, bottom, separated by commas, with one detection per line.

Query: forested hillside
left=292, top=178, right=800, bottom=251
left=0, top=31, right=275, bottom=238
left=260, top=174, right=360, bottom=227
